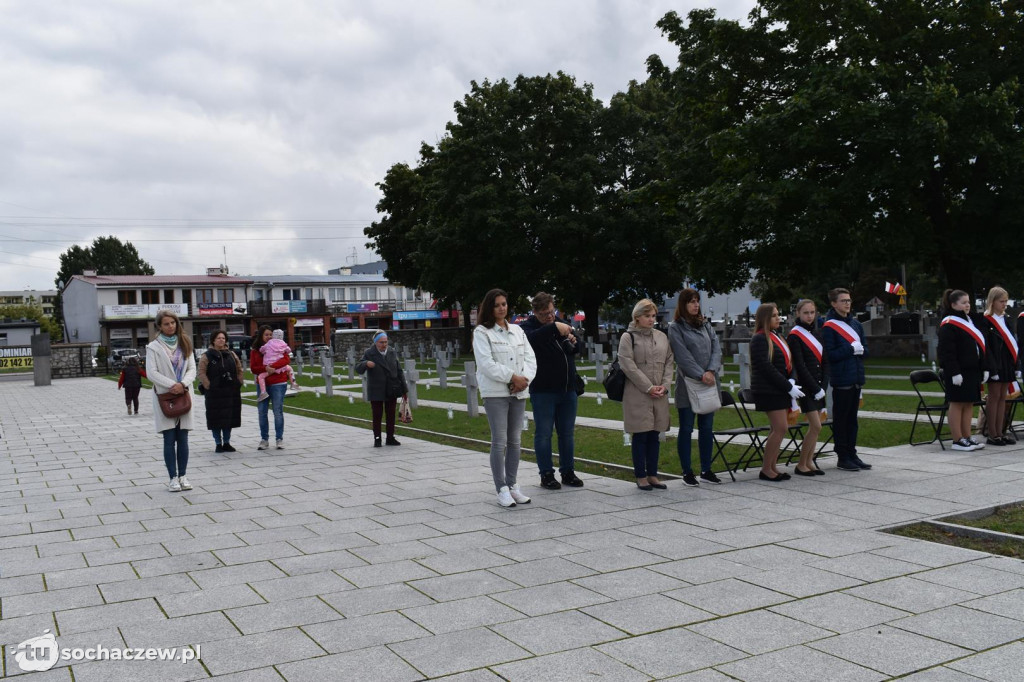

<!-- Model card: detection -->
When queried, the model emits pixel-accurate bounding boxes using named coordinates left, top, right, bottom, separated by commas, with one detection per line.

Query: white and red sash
left=940, top=315, right=986, bottom=353
left=823, top=318, right=859, bottom=346
left=767, top=331, right=793, bottom=373
left=788, top=326, right=823, bottom=363
left=985, top=314, right=1018, bottom=364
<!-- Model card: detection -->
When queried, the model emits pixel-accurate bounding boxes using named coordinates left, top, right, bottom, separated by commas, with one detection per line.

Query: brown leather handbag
left=158, top=389, right=192, bottom=418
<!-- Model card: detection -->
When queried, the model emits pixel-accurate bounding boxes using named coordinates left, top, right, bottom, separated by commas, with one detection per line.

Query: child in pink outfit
left=256, top=330, right=299, bottom=400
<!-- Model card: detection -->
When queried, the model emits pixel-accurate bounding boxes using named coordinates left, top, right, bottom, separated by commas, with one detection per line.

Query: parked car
left=299, top=343, right=332, bottom=359
left=110, top=348, right=141, bottom=369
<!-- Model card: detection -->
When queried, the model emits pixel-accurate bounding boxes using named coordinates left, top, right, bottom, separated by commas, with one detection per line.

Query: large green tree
left=647, top=1, right=1024, bottom=300
left=54, top=236, right=154, bottom=333
left=366, top=72, right=684, bottom=339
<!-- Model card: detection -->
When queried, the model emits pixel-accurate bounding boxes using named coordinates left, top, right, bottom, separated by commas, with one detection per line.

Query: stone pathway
left=2, top=377, right=1024, bottom=680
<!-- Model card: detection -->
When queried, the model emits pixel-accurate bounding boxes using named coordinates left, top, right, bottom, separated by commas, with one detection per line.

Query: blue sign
left=347, top=303, right=379, bottom=313
left=393, top=310, right=441, bottom=321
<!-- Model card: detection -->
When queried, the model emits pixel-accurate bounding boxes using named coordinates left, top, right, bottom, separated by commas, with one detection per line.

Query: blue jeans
left=162, top=425, right=189, bottom=480
left=211, top=428, right=232, bottom=445
left=531, top=390, right=577, bottom=476
left=631, top=430, right=661, bottom=478
left=258, top=382, right=287, bottom=441
left=677, top=407, right=715, bottom=474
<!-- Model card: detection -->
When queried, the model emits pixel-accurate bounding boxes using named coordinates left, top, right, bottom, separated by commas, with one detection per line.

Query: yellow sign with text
left=0, top=356, right=32, bottom=369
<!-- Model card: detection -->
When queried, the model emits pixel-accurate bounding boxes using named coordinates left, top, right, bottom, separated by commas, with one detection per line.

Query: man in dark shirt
left=519, top=292, right=585, bottom=489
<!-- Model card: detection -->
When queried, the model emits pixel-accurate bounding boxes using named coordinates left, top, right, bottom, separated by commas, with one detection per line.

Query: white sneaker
left=178, top=475, right=192, bottom=491
left=969, top=436, right=986, bottom=449
left=257, top=440, right=269, bottom=450
left=276, top=440, right=284, bottom=450
left=951, top=438, right=977, bottom=452
left=496, top=486, right=516, bottom=508
left=509, top=484, right=531, bottom=505
left=167, top=478, right=181, bottom=492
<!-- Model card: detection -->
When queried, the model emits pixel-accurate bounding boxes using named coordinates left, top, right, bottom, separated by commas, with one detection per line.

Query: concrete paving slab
left=5, top=377, right=1024, bottom=681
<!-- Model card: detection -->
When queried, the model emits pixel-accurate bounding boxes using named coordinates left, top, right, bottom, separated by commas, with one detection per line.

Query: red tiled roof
left=74, top=275, right=253, bottom=286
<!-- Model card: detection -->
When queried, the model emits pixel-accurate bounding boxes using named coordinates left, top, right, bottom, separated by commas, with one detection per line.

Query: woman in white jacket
left=473, top=288, right=537, bottom=508
left=146, top=310, right=197, bottom=492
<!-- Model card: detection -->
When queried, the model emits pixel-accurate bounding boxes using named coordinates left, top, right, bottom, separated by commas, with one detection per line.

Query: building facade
left=0, top=290, right=58, bottom=317
left=61, top=271, right=252, bottom=349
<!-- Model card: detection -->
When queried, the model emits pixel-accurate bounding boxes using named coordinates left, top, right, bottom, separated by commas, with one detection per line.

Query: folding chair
left=909, top=369, right=949, bottom=448
left=732, top=389, right=773, bottom=473
left=710, top=390, right=768, bottom=481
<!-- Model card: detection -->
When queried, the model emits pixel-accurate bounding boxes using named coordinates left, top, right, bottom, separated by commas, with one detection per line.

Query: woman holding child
left=250, top=325, right=290, bottom=451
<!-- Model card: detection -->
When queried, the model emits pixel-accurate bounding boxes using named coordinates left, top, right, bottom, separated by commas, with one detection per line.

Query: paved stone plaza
left=2, top=377, right=1024, bottom=680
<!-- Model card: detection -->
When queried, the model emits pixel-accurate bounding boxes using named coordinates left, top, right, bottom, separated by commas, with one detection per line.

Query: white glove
left=814, top=389, right=826, bottom=400
left=1016, top=371, right=1022, bottom=382
left=983, top=371, right=990, bottom=384
left=991, top=374, right=999, bottom=382
left=952, top=374, right=963, bottom=386
left=788, top=379, right=805, bottom=399
left=851, top=341, right=864, bottom=355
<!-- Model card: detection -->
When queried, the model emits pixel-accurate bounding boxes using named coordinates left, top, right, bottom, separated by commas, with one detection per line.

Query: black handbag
left=602, top=332, right=634, bottom=402
left=574, top=373, right=586, bottom=396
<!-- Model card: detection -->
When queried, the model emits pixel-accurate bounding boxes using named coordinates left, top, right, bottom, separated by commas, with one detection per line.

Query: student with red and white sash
left=937, top=288, right=986, bottom=451
left=787, top=299, right=828, bottom=476
left=823, top=288, right=871, bottom=471
left=980, top=286, right=1019, bottom=445
left=750, top=303, right=804, bottom=482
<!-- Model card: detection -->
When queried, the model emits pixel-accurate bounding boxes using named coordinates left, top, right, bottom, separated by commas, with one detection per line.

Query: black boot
left=373, top=437, right=382, bottom=448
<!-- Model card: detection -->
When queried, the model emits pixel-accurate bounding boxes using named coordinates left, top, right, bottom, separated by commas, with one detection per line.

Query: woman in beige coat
left=619, top=299, right=674, bottom=490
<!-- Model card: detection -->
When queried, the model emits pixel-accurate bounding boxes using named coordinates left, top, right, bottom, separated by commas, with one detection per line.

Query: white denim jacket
left=473, top=322, right=537, bottom=399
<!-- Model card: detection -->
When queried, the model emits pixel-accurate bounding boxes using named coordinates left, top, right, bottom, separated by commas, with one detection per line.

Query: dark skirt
left=988, top=356, right=1017, bottom=383
left=945, top=370, right=982, bottom=404
left=798, top=394, right=826, bottom=413
left=754, top=391, right=791, bottom=412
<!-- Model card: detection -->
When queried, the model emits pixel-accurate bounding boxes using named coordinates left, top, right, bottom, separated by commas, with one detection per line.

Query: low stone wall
left=51, top=343, right=104, bottom=379
left=331, top=328, right=464, bottom=357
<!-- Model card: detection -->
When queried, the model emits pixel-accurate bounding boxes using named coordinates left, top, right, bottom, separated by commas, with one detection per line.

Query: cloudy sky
left=1, top=0, right=754, bottom=293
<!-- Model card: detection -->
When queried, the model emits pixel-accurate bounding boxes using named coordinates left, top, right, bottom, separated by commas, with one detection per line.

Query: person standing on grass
left=146, top=309, right=196, bottom=492
left=520, top=292, right=584, bottom=490
left=980, top=286, right=1018, bottom=445
left=619, top=299, right=674, bottom=491
left=118, top=356, right=146, bottom=416
left=938, top=289, right=987, bottom=452
left=788, top=299, right=828, bottom=476
left=668, top=288, right=723, bottom=487
left=356, top=331, right=407, bottom=448
left=474, top=288, right=537, bottom=508
left=823, top=288, right=872, bottom=471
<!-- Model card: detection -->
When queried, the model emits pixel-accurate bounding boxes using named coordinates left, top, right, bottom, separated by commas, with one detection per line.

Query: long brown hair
left=754, top=303, right=778, bottom=360
left=154, top=309, right=192, bottom=356
left=251, top=324, right=273, bottom=351
left=673, top=288, right=704, bottom=327
left=477, top=288, right=508, bottom=329
left=941, top=289, right=969, bottom=316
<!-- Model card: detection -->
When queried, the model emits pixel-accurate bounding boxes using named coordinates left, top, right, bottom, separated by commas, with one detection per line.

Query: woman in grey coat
left=668, top=289, right=723, bottom=487
left=356, top=331, right=407, bottom=447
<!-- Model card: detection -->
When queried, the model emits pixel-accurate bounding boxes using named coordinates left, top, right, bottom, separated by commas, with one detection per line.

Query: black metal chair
left=731, top=389, right=774, bottom=473
left=909, top=369, right=949, bottom=448
left=710, top=390, right=768, bottom=481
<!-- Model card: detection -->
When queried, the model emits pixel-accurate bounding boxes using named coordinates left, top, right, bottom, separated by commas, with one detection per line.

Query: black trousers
left=371, top=399, right=397, bottom=439
left=832, top=386, right=860, bottom=461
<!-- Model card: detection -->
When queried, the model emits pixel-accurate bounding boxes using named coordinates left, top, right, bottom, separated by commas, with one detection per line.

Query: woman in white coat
left=146, top=310, right=197, bottom=492
left=474, top=288, right=537, bottom=508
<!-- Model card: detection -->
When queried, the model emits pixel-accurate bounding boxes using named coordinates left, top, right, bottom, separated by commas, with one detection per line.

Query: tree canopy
left=366, top=72, right=683, bottom=337
left=54, top=236, right=154, bottom=332
left=647, top=0, right=1024, bottom=301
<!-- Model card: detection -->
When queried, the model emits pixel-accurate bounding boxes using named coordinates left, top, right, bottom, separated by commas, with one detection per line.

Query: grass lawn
left=886, top=522, right=1024, bottom=560
left=948, top=504, right=1024, bottom=536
